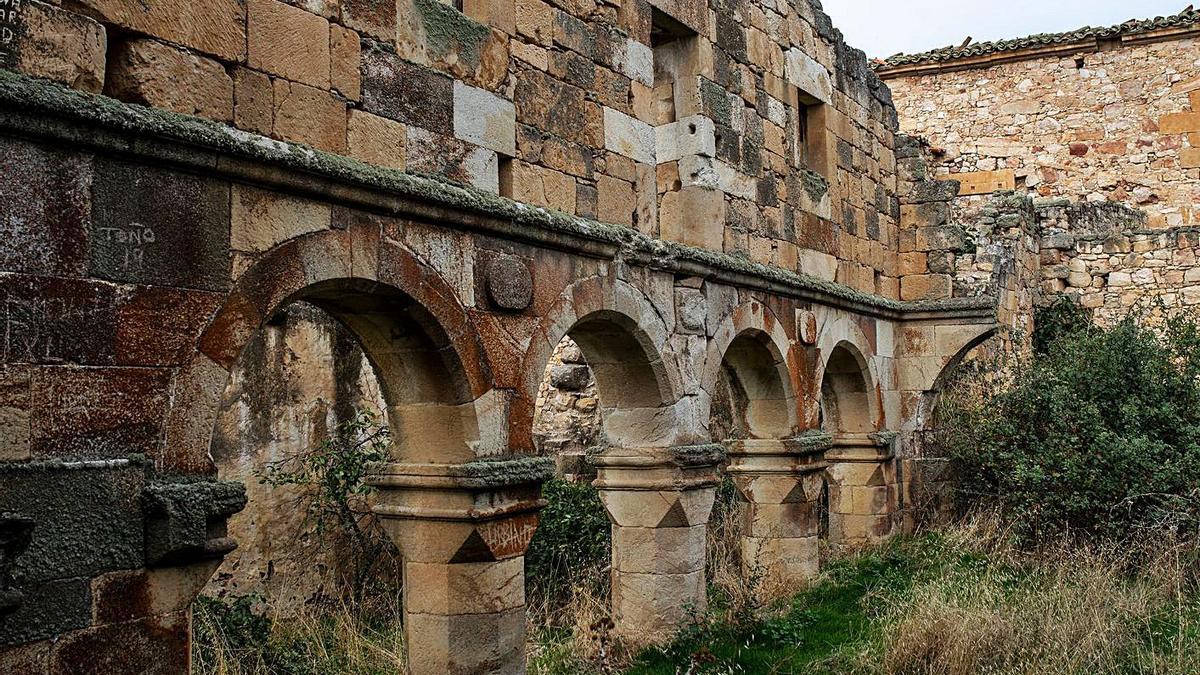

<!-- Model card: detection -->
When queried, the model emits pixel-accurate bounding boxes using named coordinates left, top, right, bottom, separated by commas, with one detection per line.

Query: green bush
left=525, top=479, right=611, bottom=592
left=937, top=309, right=1200, bottom=544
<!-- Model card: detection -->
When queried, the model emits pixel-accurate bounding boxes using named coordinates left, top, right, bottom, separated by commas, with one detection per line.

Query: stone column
left=368, top=457, right=554, bottom=675
left=591, top=444, right=725, bottom=646
left=726, top=433, right=830, bottom=598
left=825, top=432, right=898, bottom=547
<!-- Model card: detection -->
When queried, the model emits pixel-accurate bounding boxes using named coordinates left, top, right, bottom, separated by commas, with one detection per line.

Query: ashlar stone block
left=785, top=48, right=832, bottom=105
left=604, top=106, right=656, bottom=164
left=453, top=81, right=517, bottom=156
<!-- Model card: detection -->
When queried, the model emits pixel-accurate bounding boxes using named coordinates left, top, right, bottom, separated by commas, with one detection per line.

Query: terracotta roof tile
left=876, top=9, right=1200, bottom=70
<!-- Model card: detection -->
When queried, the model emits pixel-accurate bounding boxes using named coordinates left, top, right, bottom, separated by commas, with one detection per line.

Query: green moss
left=452, top=456, right=556, bottom=488
left=414, top=0, right=491, bottom=67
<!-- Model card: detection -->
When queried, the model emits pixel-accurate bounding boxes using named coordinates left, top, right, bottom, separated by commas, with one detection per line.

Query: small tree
left=258, top=407, right=398, bottom=604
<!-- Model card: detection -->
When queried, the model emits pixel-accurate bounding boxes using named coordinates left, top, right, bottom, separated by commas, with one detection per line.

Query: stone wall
left=11, top=0, right=905, bottom=296
left=532, top=337, right=601, bottom=478
left=881, top=23, right=1200, bottom=326
left=882, top=31, right=1200, bottom=229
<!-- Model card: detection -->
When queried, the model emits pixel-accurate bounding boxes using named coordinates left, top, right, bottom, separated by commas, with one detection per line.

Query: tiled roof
left=876, top=8, right=1200, bottom=70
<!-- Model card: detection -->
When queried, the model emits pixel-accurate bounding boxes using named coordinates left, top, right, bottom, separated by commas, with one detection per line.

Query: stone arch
left=167, top=229, right=495, bottom=473
left=818, top=341, right=877, bottom=434
left=702, top=300, right=801, bottom=440
left=518, top=274, right=684, bottom=449
left=915, top=326, right=999, bottom=432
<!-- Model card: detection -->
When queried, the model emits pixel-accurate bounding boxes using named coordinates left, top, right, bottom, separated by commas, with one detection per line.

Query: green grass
left=620, top=538, right=949, bottom=675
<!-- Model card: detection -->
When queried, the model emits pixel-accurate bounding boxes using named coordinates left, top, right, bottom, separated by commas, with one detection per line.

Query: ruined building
left=2, top=0, right=1033, bottom=671
left=878, top=9, right=1200, bottom=325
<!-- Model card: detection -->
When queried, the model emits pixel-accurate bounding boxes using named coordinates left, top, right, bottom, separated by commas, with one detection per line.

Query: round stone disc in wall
left=486, top=254, right=533, bottom=311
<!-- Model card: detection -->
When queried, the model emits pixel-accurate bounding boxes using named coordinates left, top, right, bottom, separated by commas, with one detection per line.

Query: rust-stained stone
left=115, top=287, right=224, bottom=367
left=0, top=275, right=119, bottom=366
left=30, top=365, right=172, bottom=459
left=89, top=159, right=231, bottom=292
left=0, top=140, right=91, bottom=277
left=48, top=610, right=190, bottom=675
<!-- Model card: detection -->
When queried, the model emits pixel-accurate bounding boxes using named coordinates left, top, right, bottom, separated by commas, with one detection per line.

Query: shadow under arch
left=518, top=275, right=684, bottom=451
left=819, top=340, right=877, bottom=434
left=713, top=329, right=797, bottom=440
left=916, top=326, right=999, bottom=432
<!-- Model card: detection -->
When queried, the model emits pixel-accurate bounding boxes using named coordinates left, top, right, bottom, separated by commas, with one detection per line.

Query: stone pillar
left=591, top=445, right=725, bottom=646
left=825, top=432, right=898, bottom=547
left=725, top=433, right=830, bottom=597
left=368, top=457, right=554, bottom=675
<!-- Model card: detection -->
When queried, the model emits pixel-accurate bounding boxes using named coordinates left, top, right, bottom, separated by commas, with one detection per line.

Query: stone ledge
left=367, top=456, right=555, bottom=490
left=0, top=70, right=996, bottom=323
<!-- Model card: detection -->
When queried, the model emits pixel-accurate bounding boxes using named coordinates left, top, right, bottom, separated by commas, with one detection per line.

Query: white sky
left=821, top=0, right=1191, bottom=59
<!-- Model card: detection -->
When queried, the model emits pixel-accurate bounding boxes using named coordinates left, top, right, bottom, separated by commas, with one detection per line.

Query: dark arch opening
left=712, top=331, right=794, bottom=440
left=820, top=343, right=874, bottom=434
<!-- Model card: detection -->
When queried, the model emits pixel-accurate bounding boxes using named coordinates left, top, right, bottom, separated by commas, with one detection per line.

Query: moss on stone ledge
left=0, top=70, right=993, bottom=318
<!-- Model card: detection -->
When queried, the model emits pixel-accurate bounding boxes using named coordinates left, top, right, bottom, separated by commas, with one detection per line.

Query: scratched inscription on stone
left=95, top=225, right=157, bottom=274
left=0, top=0, right=24, bottom=66
left=1, top=294, right=107, bottom=363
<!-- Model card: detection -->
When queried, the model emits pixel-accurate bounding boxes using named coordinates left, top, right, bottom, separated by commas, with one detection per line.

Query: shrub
left=525, top=479, right=612, bottom=594
left=936, top=309, right=1200, bottom=544
left=257, top=407, right=399, bottom=603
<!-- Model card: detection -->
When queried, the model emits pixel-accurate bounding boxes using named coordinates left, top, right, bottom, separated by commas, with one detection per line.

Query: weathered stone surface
left=453, top=81, right=516, bottom=156
left=272, top=79, right=348, bottom=152
left=0, top=276, right=119, bottom=365
left=604, top=106, right=656, bottom=164
left=330, top=23, right=362, bottom=100
left=0, top=140, right=91, bottom=277
left=786, top=48, right=832, bottom=104
left=68, top=0, right=246, bottom=61
left=89, top=159, right=231, bottom=291
left=11, top=1, right=106, bottom=94
left=362, top=46, right=454, bottom=134
left=231, top=185, right=332, bottom=254
left=347, top=109, right=407, bottom=170
left=548, top=364, right=589, bottom=391
left=106, top=38, right=234, bottom=122
left=406, top=127, right=499, bottom=191
left=30, top=366, right=172, bottom=459
left=248, top=0, right=331, bottom=88
left=48, top=610, right=190, bottom=674
left=485, top=254, right=533, bottom=310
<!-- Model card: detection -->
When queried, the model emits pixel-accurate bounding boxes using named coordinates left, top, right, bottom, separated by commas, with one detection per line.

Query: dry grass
left=193, top=592, right=405, bottom=675
left=867, top=513, right=1200, bottom=675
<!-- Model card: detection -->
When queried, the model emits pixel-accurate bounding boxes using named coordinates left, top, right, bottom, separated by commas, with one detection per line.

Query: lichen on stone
left=799, top=168, right=829, bottom=203
left=413, top=0, right=490, bottom=68
left=449, top=456, right=556, bottom=488
left=0, top=70, right=994, bottom=319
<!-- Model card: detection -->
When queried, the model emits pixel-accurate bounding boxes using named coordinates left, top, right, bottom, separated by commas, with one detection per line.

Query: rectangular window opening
left=651, top=7, right=700, bottom=126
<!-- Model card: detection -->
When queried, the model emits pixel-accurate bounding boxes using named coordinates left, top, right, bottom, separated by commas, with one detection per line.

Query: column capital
left=725, top=431, right=831, bottom=477
left=590, top=444, right=725, bottom=492
left=826, top=431, right=898, bottom=463
left=367, top=455, right=554, bottom=563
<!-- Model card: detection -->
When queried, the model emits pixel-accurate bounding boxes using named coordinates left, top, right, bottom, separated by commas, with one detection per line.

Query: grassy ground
left=194, top=518, right=1200, bottom=675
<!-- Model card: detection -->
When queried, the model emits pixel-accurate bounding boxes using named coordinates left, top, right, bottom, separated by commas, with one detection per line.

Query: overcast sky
left=821, top=0, right=1190, bottom=59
